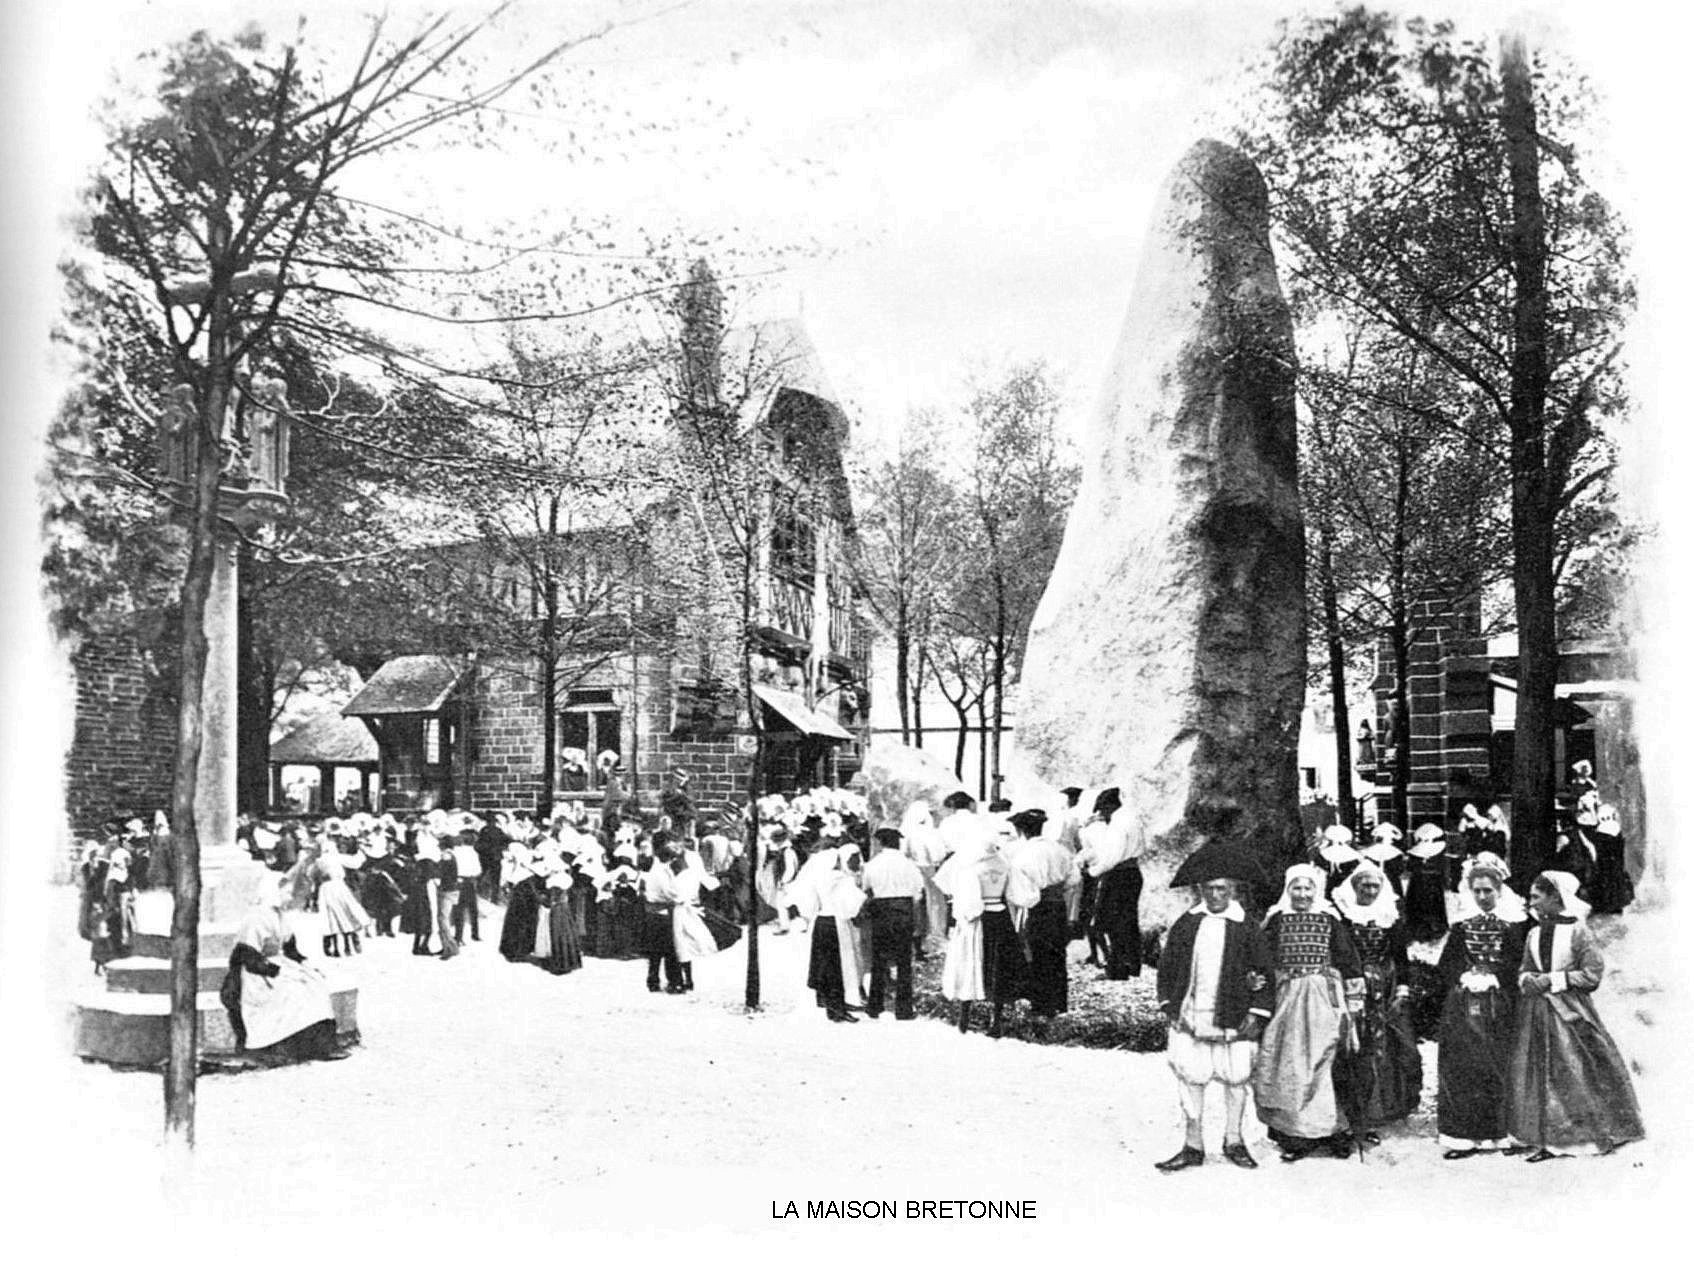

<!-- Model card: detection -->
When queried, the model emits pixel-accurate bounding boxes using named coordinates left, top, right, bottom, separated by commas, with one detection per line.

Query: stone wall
left=65, top=632, right=177, bottom=841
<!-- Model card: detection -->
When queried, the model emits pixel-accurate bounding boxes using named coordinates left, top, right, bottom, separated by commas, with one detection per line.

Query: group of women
left=1252, top=851, right=1643, bottom=1163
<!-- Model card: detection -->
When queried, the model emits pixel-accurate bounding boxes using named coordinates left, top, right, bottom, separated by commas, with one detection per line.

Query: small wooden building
left=267, top=711, right=380, bottom=813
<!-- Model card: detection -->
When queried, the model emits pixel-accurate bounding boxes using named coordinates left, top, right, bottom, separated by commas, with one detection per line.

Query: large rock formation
left=853, top=741, right=966, bottom=830
left=1014, top=139, right=1304, bottom=879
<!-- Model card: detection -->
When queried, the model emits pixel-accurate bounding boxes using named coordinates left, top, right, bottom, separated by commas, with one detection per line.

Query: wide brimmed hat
left=1008, top=808, right=1047, bottom=834
left=1170, top=838, right=1268, bottom=888
left=1322, top=824, right=1354, bottom=844
left=1060, top=786, right=1083, bottom=800
left=1409, top=822, right=1447, bottom=857
left=1094, top=787, right=1122, bottom=811
left=1369, top=823, right=1403, bottom=844
left=124, top=818, right=148, bottom=838
left=1359, top=840, right=1401, bottom=863
left=872, top=825, right=903, bottom=846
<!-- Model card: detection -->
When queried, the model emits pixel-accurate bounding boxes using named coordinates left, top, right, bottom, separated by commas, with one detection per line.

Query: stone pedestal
left=72, top=887, right=358, bottom=1067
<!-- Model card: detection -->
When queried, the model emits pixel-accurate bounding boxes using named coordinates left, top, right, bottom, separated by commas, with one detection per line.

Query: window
left=770, top=503, right=815, bottom=583
left=423, top=717, right=443, bottom=765
left=560, top=694, right=621, bottom=788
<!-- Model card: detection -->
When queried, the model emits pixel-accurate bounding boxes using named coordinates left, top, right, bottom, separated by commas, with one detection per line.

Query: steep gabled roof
left=343, top=654, right=465, bottom=716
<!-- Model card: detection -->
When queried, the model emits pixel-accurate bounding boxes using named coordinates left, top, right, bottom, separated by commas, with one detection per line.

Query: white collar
left=1187, top=901, right=1245, bottom=922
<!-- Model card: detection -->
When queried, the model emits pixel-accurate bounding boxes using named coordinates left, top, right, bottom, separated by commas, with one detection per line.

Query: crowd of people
left=74, top=759, right=1645, bottom=1157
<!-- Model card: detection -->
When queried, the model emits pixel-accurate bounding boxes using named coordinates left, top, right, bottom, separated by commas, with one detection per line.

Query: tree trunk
left=894, top=599, right=911, bottom=744
left=976, top=697, right=989, bottom=800
left=166, top=327, right=235, bottom=1151
left=910, top=643, right=926, bottom=749
left=949, top=696, right=968, bottom=781
left=1390, top=613, right=1412, bottom=834
left=1319, top=526, right=1355, bottom=832
left=742, top=510, right=762, bottom=1011
left=1501, top=32, right=1557, bottom=883
left=990, top=579, right=1006, bottom=804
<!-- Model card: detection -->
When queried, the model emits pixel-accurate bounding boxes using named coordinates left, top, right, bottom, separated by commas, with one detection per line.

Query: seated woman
left=1506, top=871, right=1645, bottom=1161
left=1435, top=855, right=1528, bottom=1159
left=219, top=876, right=348, bottom=1063
left=1251, top=863, right=1364, bottom=1162
left=1332, top=861, right=1422, bottom=1137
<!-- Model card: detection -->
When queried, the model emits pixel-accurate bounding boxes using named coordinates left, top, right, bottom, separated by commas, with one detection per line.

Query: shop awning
left=752, top=684, right=853, bottom=741
left=344, top=655, right=465, bottom=716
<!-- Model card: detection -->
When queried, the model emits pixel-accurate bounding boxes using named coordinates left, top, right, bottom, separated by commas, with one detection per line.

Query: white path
left=13, top=888, right=1689, bottom=1281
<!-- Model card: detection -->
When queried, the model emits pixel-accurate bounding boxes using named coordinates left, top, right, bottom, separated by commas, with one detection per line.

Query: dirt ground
left=11, top=886, right=1688, bottom=1282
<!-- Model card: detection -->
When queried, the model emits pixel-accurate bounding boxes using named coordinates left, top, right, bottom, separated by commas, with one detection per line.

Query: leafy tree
left=82, top=10, right=613, bottom=1150
left=849, top=410, right=964, bottom=748
left=1237, top=9, right=1632, bottom=873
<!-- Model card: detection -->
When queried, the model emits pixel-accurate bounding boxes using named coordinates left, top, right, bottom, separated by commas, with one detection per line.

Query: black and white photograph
left=2, top=0, right=1687, bottom=1277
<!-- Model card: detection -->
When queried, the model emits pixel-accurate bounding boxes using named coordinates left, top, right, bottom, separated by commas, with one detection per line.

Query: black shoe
left=863, top=1009, right=882, bottom=1019
left=827, top=1008, right=858, bottom=1023
left=895, top=1012, right=916, bottom=1021
left=1502, top=1144, right=1534, bottom=1156
left=665, top=984, right=687, bottom=994
left=1525, top=1149, right=1565, bottom=1164
left=1442, top=1148, right=1481, bottom=1161
left=1154, top=1147, right=1204, bottom=1173
left=1222, top=1141, right=1258, bottom=1169
left=647, top=982, right=662, bottom=993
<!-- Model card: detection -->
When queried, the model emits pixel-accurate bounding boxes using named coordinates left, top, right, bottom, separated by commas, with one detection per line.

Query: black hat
left=1095, top=787, right=1122, bottom=812
left=1060, top=787, right=1083, bottom=800
left=942, top=791, right=975, bottom=811
left=873, top=826, right=903, bottom=847
left=1009, top=808, right=1047, bottom=836
left=1170, top=837, right=1266, bottom=887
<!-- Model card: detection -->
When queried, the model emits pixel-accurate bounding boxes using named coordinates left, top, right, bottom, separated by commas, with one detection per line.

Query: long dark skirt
left=1587, top=834, right=1634, bottom=915
left=591, top=889, right=644, bottom=959
left=499, top=878, right=543, bottom=961
left=1436, top=986, right=1516, bottom=1144
left=1405, top=868, right=1448, bottom=942
left=1022, top=898, right=1069, bottom=1015
left=1343, top=967, right=1423, bottom=1126
left=980, top=908, right=1025, bottom=1005
left=400, top=879, right=435, bottom=937
left=1093, top=865, right=1143, bottom=979
left=542, top=896, right=583, bottom=975
left=808, top=916, right=846, bottom=1007
left=1507, top=991, right=1644, bottom=1151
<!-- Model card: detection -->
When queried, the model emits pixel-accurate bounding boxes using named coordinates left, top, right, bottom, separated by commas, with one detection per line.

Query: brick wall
left=65, top=632, right=178, bottom=842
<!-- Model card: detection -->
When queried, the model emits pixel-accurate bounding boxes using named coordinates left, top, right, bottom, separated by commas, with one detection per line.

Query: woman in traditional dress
left=671, top=846, right=723, bottom=991
left=935, top=821, right=1027, bottom=1036
left=1357, top=823, right=1406, bottom=901
left=402, top=835, right=441, bottom=956
left=1403, top=823, right=1450, bottom=942
left=1004, top=809, right=1076, bottom=1021
left=313, top=840, right=372, bottom=958
left=1435, top=854, right=1529, bottom=1159
left=1331, top=860, right=1422, bottom=1136
left=1586, top=805, right=1634, bottom=915
left=797, top=846, right=868, bottom=1021
left=592, top=845, right=645, bottom=959
left=1315, top=825, right=1360, bottom=897
left=219, top=875, right=348, bottom=1063
left=901, top=801, right=949, bottom=959
left=1506, top=871, right=1645, bottom=1161
left=535, top=857, right=584, bottom=976
left=1252, top=863, right=1364, bottom=1162
left=499, top=832, right=545, bottom=962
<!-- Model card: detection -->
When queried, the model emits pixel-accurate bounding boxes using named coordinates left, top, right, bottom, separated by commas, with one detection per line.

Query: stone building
left=339, top=316, right=873, bottom=819
left=1364, top=592, right=1639, bottom=859
left=64, top=623, right=178, bottom=841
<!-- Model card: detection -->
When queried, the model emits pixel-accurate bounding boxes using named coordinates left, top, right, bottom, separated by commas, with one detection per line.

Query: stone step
left=102, top=956, right=229, bottom=995
left=72, top=972, right=359, bottom=1067
left=131, top=929, right=239, bottom=961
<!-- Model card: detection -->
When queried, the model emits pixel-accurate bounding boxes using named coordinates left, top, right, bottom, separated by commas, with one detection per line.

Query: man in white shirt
left=1046, top=786, right=1087, bottom=929
left=1078, top=787, right=1144, bottom=980
left=861, top=826, right=926, bottom=1020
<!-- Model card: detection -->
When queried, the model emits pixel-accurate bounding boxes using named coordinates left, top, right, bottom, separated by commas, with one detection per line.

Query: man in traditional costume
left=861, top=826, right=924, bottom=1020
left=1006, top=808, right=1078, bottom=1020
left=1155, top=839, right=1273, bottom=1172
left=1079, top=787, right=1143, bottom=979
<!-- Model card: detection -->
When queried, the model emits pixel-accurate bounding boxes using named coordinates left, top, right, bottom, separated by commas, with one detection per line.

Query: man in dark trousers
left=861, top=825, right=924, bottom=1020
left=1155, top=839, right=1275, bottom=1173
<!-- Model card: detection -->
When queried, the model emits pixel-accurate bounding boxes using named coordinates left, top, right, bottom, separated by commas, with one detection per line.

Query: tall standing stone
left=1013, top=139, right=1304, bottom=877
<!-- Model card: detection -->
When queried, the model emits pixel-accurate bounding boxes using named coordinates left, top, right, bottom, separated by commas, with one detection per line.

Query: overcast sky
left=4, top=0, right=1689, bottom=799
